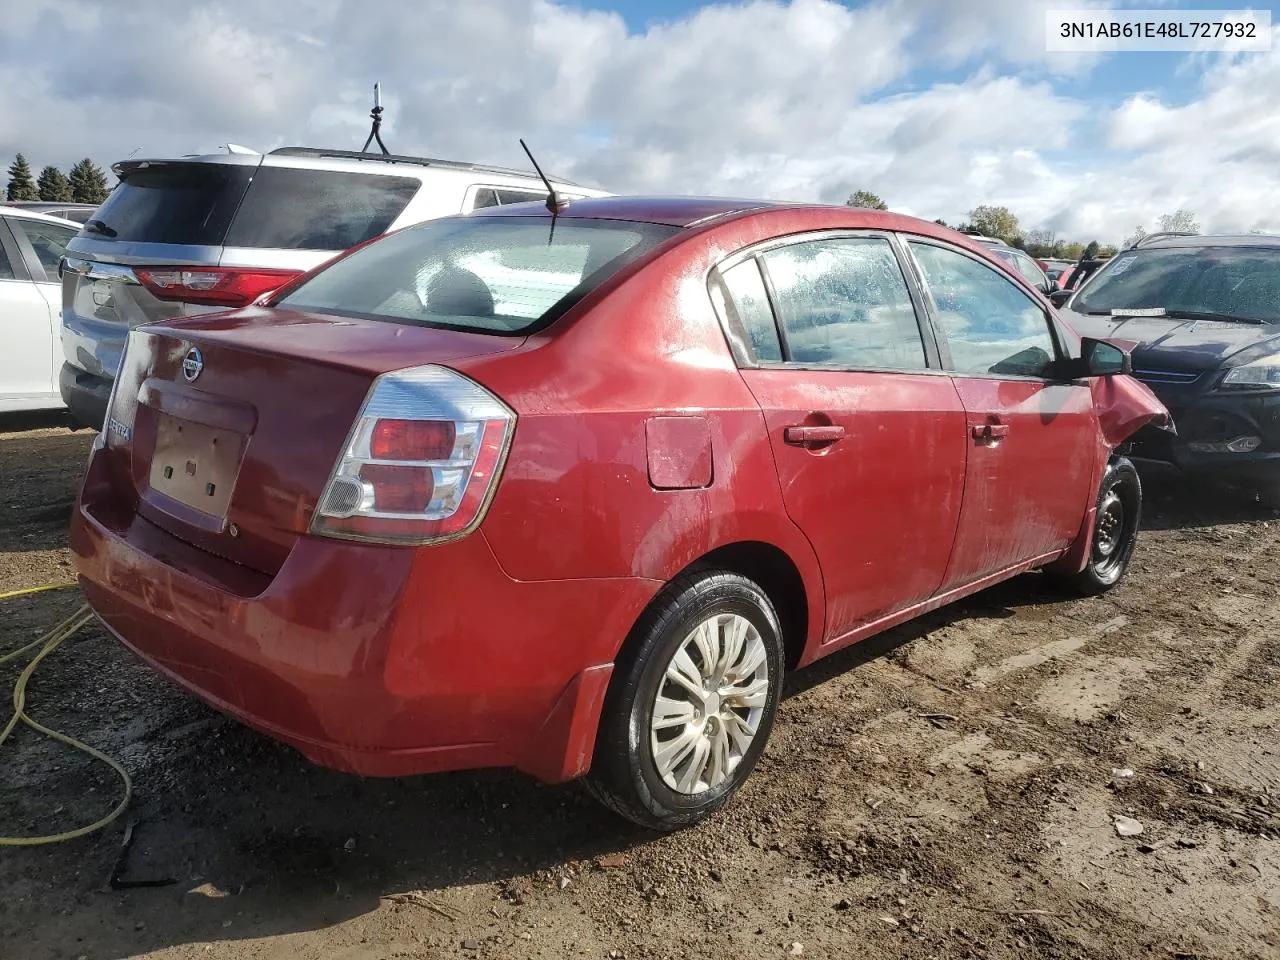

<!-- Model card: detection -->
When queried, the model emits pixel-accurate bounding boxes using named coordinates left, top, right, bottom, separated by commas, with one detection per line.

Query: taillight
left=312, top=366, right=516, bottom=545
left=134, top=266, right=301, bottom=308
left=103, top=331, right=141, bottom=448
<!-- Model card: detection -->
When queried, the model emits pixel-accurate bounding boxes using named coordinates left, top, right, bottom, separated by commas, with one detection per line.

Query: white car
left=1, top=206, right=79, bottom=412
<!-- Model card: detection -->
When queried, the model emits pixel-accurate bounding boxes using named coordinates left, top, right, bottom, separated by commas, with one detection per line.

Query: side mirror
left=1080, top=337, right=1132, bottom=377
left=1048, top=287, right=1073, bottom=307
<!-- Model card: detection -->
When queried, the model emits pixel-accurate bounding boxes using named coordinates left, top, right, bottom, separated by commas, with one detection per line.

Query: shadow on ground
left=2, top=436, right=1278, bottom=957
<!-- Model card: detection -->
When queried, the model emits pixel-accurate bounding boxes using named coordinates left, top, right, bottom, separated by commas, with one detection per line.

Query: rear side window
left=89, top=164, right=253, bottom=245
left=225, top=167, right=420, bottom=251
left=909, top=242, right=1057, bottom=378
left=0, top=232, right=14, bottom=280
left=760, top=237, right=926, bottom=369
left=472, top=187, right=550, bottom=210
left=10, top=219, right=77, bottom=278
left=719, top=259, right=783, bottom=362
left=279, top=216, right=679, bottom=335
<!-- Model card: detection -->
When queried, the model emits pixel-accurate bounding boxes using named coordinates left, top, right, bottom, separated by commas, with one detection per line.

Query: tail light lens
left=103, top=331, right=142, bottom=448
left=135, top=266, right=301, bottom=308
left=312, top=366, right=515, bottom=545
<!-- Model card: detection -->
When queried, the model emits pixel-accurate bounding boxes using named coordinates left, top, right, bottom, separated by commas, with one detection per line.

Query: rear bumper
left=72, top=445, right=659, bottom=781
left=59, top=363, right=112, bottom=430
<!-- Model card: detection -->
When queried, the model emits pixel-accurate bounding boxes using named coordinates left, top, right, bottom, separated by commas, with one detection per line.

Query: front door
left=906, top=240, right=1097, bottom=588
left=714, top=233, right=967, bottom=644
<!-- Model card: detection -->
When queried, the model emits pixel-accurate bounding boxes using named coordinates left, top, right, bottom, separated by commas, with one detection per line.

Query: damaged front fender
left=1090, top=373, right=1174, bottom=449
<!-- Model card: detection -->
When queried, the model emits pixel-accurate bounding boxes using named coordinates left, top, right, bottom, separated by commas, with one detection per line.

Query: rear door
left=6, top=215, right=78, bottom=399
left=0, top=217, right=61, bottom=404
left=713, top=232, right=967, bottom=644
left=905, top=239, right=1096, bottom=589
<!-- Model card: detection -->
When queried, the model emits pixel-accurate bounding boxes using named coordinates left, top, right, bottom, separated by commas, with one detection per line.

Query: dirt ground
left=1, top=415, right=1277, bottom=960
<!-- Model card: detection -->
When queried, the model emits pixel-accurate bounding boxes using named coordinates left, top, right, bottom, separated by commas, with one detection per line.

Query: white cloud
left=0, top=0, right=1274, bottom=242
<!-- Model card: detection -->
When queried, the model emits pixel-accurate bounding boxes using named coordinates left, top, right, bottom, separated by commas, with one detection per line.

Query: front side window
left=909, top=242, right=1058, bottom=379
left=758, top=237, right=926, bottom=369
left=1011, top=252, right=1048, bottom=287
left=279, top=216, right=678, bottom=335
left=11, top=219, right=77, bottom=278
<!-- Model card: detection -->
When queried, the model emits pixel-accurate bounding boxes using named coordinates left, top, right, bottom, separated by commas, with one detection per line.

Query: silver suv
left=60, top=147, right=605, bottom=427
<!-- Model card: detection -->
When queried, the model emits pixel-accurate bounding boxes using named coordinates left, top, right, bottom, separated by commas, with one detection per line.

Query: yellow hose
left=1, top=595, right=133, bottom=846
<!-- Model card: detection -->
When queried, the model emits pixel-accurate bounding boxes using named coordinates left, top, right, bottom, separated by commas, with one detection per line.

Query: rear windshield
left=86, top=163, right=418, bottom=251
left=1075, top=245, right=1280, bottom=323
left=278, top=216, right=679, bottom=335
left=89, top=164, right=253, bottom=245
left=224, top=167, right=419, bottom=250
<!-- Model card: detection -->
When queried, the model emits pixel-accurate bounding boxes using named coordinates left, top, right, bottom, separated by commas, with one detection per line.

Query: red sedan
left=72, top=197, right=1168, bottom=829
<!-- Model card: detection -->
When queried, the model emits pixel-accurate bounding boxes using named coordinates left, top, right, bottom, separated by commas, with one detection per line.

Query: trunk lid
left=106, top=307, right=525, bottom=575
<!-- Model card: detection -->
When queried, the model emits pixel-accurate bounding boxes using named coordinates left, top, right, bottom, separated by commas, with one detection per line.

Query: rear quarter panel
left=452, top=217, right=829, bottom=652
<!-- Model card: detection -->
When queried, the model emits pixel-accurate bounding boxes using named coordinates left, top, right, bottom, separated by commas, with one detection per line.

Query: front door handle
left=784, top=424, right=846, bottom=445
left=972, top=423, right=1010, bottom=441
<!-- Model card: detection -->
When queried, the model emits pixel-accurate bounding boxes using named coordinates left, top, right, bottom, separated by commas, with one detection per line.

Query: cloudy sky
left=2, top=0, right=1277, bottom=242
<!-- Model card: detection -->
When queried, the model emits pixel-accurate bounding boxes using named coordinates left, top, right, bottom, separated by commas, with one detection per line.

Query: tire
left=585, top=570, right=785, bottom=831
left=1055, top=457, right=1142, bottom=596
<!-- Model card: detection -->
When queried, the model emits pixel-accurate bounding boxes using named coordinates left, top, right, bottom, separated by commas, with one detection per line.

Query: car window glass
left=1074, top=246, right=1280, bottom=323
left=909, top=242, right=1057, bottom=378
left=11, top=219, right=77, bottom=278
left=91, top=164, right=253, bottom=245
left=759, top=237, right=925, bottom=369
left=494, top=189, right=547, bottom=206
left=719, top=259, right=783, bottom=362
left=225, top=167, right=420, bottom=250
left=280, top=217, right=678, bottom=335
left=1013, top=253, right=1045, bottom=285
left=0, top=231, right=13, bottom=280
left=472, top=188, right=500, bottom=210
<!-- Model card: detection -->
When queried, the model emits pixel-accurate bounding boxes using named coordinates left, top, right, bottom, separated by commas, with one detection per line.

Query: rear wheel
left=1054, top=457, right=1142, bottom=596
left=586, top=571, right=785, bottom=831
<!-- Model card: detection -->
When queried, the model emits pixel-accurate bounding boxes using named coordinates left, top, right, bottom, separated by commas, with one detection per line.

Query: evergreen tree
left=68, top=158, right=110, bottom=204
left=6, top=154, right=39, bottom=201
left=37, top=165, right=73, bottom=202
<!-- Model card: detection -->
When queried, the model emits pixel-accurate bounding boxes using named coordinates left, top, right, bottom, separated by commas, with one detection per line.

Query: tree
left=6, top=154, right=38, bottom=201
left=1023, top=228, right=1057, bottom=257
left=1060, top=242, right=1084, bottom=261
left=1156, top=209, right=1200, bottom=234
left=846, top=189, right=888, bottom=210
left=36, top=165, right=73, bottom=202
left=1097, top=244, right=1118, bottom=258
left=1122, top=225, right=1148, bottom=249
left=967, top=205, right=1022, bottom=244
left=68, top=158, right=110, bottom=204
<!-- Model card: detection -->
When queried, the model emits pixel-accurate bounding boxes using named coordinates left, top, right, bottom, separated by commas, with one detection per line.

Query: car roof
left=113, top=146, right=590, bottom=191
left=1131, top=233, right=1280, bottom=250
left=0, top=204, right=82, bottom=227
left=464, top=196, right=1031, bottom=265
left=467, top=195, right=784, bottom=227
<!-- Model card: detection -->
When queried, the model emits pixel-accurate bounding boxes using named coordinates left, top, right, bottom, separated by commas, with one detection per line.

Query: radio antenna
left=519, top=139, right=563, bottom=245
left=362, top=83, right=390, bottom=155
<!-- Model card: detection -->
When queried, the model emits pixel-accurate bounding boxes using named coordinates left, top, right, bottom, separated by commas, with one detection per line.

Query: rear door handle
left=784, top=425, right=846, bottom=445
left=972, top=423, right=1010, bottom=441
